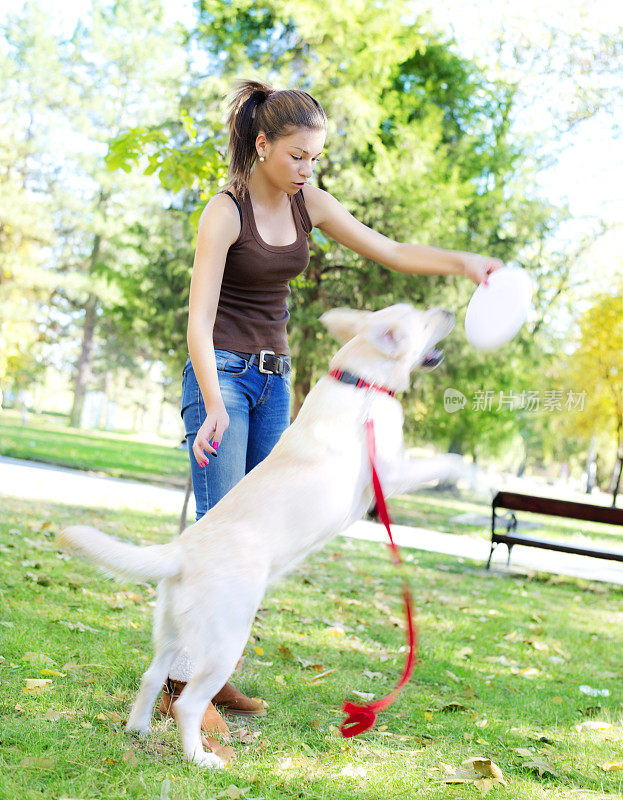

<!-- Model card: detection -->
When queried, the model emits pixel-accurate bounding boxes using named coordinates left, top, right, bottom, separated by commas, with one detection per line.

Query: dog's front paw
left=125, top=721, right=150, bottom=738
left=188, top=750, right=225, bottom=769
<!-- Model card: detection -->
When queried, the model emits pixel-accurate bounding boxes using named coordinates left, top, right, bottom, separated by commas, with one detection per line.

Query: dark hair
left=223, top=78, right=327, bottom=199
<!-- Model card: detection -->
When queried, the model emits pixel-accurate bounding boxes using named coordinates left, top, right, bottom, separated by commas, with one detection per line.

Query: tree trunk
left=292, top=321, right=316, bottom=420
left=68, top=288, right=99, bottom=428
left=611, top=418, right=622, bottom=507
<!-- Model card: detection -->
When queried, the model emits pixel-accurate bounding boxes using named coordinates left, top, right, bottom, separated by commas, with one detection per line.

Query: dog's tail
left=57, top=525, right=182, bottom=582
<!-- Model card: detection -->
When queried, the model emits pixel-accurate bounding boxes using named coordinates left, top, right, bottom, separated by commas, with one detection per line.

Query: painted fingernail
left=213, top=441, right=220, bottom=449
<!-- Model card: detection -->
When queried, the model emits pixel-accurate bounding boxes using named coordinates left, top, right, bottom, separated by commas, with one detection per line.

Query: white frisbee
left=464, top=266, right=532, bottom=351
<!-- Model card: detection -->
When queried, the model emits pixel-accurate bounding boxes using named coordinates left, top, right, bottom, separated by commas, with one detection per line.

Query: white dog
left=58, top=303, right=469, bottom=768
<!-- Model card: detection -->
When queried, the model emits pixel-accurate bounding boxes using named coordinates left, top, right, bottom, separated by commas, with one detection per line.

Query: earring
left=259, top=156, right=265, bottom=162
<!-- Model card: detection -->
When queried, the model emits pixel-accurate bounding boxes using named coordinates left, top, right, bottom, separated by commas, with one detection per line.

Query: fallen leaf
left=521, top=757, right=559, bottom=777
left=518, top=667, right=539, bottom=679
left=440, top=756, right=507, bottom=792
left=24, top=678, right=52, bottom=693
left=20, top=757, right=55, bottom=769
left=456, top=647, right=473, bottom=660
left=122, top=749, right=139, bottom=766
left=599, top=762, right=623, bottom=772
left=579, top=684, right=610, bottom=697
left=363, top=670, right=384, bottom=680
left=23, top=652, right=54, bottom=666
left=323, top=626, right=345, bottom=638
left=44, top=709, right=64, bottom=721
left=441, top=701, right=467, bottom=712
left=310, top=668, right=336, bottom=683
left=339, top=763, right=368, bottom=777
left=253, top=646, right=264, bottom=656
left=352, top=691, right=374, bottom=701
left=575, top=721, right=612, bottom=732
left=40, top=669, right=66, bottom=677
left=230, top=727, right=261, bottom=744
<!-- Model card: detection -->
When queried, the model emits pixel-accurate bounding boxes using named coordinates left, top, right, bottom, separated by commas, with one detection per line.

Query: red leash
left=340, top=417, right=419, bottom=737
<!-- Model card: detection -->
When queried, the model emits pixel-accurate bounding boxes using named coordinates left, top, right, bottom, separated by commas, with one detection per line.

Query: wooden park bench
left=487, top=490, right=623, bottom=569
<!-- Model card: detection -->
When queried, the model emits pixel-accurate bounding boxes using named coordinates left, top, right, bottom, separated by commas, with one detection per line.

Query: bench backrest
left=493, top=491, right=623, bottom=526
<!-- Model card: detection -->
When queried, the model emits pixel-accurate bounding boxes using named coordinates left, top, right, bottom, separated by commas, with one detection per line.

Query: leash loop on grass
left=340, top=418, right=419, bottom=738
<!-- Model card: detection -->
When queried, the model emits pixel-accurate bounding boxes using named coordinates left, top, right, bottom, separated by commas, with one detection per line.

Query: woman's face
left=258, top=127, right=326, bottom=194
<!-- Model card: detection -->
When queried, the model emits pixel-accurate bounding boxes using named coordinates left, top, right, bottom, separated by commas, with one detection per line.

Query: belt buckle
left=258, top=349, right=276, bottom=374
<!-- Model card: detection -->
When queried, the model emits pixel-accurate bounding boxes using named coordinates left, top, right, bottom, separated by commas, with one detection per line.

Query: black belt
left=228, top=349, right=291, bottom=376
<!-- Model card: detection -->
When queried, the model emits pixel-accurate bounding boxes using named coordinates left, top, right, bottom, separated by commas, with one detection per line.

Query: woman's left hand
left=458, top=252, right=506, bottom=285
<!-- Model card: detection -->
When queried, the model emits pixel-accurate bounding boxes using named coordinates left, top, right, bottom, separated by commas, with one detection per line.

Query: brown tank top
left=211, top=187, right=313, bottom=357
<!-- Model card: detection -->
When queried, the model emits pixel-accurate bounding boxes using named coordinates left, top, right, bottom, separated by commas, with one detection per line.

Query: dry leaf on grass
left=441, top=756, right=507, bottom=793
left=20, top=757, right=55, bottom=769
left=24, top=678, right=52, bottom=693
left=520, top=756, right=559, bottom=777
left=440, top=701, right=468, bottom=712
left=230, top=726, right=262, bottom=744
left=22, top=652, right=54, bottom=666
left=309, top=668, right=336, bottom=683
left=122, top=749, right=139, bottom=766
left=575, top=721, right=613, bottom=732
left=340, top=763, right=368, bottom=777
left=599, top=762, right=623, bottom=771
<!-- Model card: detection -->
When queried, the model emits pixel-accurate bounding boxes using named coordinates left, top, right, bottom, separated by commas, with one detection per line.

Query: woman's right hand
left=193, top=400, right=229, bottom=467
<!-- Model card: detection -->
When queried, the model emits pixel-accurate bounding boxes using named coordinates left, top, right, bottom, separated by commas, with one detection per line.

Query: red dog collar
left=329, top=368, right=396, bottom=398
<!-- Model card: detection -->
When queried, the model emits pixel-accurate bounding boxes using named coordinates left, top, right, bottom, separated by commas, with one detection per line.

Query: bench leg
left=486, top=541, right=495, bottom=569
left=506, top=542, right=514, bottom=566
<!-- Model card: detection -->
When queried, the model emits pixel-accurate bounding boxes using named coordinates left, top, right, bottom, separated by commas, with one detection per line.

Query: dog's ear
left=364, top=316, right=410, bottom=359
left=319, top=308, right=372, bottom=344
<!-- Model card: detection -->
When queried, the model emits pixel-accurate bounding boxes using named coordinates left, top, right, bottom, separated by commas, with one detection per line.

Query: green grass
left=1, top=495, right=622, bottom=799
left=0, top=410, right=188, bottom=487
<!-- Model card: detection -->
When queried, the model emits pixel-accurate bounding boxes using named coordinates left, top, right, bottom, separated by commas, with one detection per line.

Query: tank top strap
left=293, top=188, right=313, bottom=235
left=218, top=190, right=243, bottom=228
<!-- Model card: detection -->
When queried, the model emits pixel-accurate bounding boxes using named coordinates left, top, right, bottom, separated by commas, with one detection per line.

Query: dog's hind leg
left=172, top=586, right=263, bottom=767
left=126, top=583, right=180, bottom=735
left=171, top=658, right=237, bottom=768
left=126, top=641, right=180, bottom=735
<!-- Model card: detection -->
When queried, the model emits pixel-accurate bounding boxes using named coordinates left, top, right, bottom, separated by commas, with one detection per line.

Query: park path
left=1, top=454, right=621, bottom=587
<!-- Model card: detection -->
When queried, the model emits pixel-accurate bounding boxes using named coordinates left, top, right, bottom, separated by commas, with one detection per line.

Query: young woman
left=162, top=79, right=504, bottom=743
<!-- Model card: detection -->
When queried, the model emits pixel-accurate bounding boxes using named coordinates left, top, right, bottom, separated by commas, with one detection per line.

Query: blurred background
left=0, top=0, right=621, bottom=505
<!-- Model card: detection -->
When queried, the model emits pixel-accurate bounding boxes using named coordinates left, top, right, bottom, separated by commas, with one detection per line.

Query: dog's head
left=320, top=303, right=454, bottom=389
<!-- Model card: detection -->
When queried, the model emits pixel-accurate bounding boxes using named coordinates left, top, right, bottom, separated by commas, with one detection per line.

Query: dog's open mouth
left=421, top=347, right=444, bottom=370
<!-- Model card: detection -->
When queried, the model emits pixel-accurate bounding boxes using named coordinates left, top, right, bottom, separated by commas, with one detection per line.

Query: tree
left=107, top=0, right=561, bottom=463
left=562, top=291, right=623, bottom=506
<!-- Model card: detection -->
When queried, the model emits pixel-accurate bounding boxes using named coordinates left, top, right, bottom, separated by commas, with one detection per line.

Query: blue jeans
left=180, top=349, right=292, bottom=520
